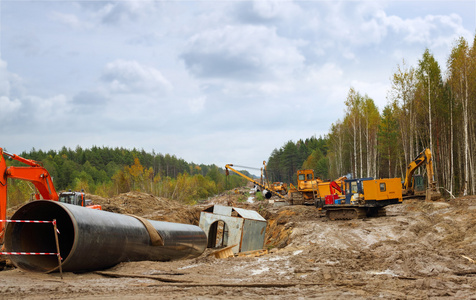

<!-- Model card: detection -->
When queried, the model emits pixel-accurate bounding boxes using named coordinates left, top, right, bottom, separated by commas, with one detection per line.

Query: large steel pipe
left=262, top=189, right=272, bottom=199
left=4, top=200, right=207, bottom=273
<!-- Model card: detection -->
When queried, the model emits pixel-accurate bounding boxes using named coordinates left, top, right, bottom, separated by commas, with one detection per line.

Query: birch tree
left=447, top=38, right=471, bottom=195
left=388, top=60, right=417, bottom=167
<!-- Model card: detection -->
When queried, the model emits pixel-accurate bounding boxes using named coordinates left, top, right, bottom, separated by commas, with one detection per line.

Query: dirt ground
left=1, top=189, right=475, bottom=299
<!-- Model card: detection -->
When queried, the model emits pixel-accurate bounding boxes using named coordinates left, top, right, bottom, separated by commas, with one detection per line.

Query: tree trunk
left=463, top=75, right=469, bottom=196
left=359, top=117, right=363, bottom=178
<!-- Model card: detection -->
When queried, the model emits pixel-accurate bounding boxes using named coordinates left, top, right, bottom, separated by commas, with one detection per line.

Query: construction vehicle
left=58, top=190, right=102, bottom=210
left=402, top=148, right=441, bottom=200
left=270, top=182, right=288, bottom=195
left=261, top=161, right=288, bottom=196
left=0, top=147, right=101, bottom=243
left=317, top=177, right=403, bottom=220
left=225, top=164, right=286, bottom=200
left=287, top=169, right=346, bottom=205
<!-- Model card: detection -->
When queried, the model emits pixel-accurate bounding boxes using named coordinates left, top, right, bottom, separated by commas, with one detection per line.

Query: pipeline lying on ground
left=4, top=200, right=207, bottom=273
left=262, top=190, right=272, bottom=199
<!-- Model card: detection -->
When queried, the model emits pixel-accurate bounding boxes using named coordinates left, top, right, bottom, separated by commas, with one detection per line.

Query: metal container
left=199, top=205, right=267, bottom=254
left=4, top=200, right=207, bottom=273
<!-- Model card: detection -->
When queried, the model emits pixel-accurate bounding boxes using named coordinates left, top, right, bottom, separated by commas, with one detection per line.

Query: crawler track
left=325, top=207, right=387, bottom=220
left=326, top=208, right=366, bottom=220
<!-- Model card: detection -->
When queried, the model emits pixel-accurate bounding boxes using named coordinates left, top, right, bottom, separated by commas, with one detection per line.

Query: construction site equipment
left=262, top=161, right=288, bottom=196
left=199, top=205, right=267, bottom=255
left=0, top=147, right=100, bottom=243
left=58, top=190, right=102, bottom=210
left=287, top=169, right=346, bottom=205
left=225, top=164, right=285, bottom=200
left=402, top=148, right=441, bottom=200
left=269, top=182, right=288, bottom=195
left=319, top=177, right=403, bottom=220
left=4, top=200, right=207, bottom=273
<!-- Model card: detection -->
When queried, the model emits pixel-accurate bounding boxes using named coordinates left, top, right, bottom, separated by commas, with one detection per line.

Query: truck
left=0, top=147, right=101, bottom=244
left=317, top=177, right=403, bottom=220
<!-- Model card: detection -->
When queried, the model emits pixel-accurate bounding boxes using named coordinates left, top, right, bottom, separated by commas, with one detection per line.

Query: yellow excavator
left=402, top=148, right=441, bottom=201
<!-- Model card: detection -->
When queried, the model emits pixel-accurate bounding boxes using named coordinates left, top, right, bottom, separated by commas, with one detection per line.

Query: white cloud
left=350, top=80, right=390, bottom=110
left=0, top=58, right=11, bottom=96
left=0, top=58, right=23, bottom=120
left=235, top=0, right=303, bottom=23
left=0, top=96, right=21, bottom=119
left=188, top=96, right=206, bottom=114
left=50, top=12, right=89, bottom=30
left=181, top=25, right=305, bottom=81
left=251, top=0, right=301, bottom=20
left=101, top=60, right=172, bottom=95
left=27, top=94, right=70, bottom=116
left=305, top=63, right=344, bottom=90
left=93, top=1, right=158, bottom=25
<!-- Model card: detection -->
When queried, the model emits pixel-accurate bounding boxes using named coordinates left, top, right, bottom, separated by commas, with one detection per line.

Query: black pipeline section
left=4, top=200, right=207, bottom=273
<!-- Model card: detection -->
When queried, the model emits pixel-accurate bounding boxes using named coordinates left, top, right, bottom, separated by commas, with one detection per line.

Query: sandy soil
left=1, top=190, right=475, bottom=299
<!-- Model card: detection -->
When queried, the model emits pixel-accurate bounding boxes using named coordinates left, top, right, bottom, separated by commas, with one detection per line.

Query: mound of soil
left=89, top=191, right=202, bottom=225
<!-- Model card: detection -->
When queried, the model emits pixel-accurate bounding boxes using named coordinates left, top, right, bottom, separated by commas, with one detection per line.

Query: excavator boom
left=403, top=148, right=440, bottom=200
left=1, top=148, right=60, bottom=243
left=0, top=149, right=7, bottom=240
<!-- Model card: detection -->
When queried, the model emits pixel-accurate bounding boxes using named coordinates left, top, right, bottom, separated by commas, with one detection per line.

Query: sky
left=0, top=0, right=475, bottom=175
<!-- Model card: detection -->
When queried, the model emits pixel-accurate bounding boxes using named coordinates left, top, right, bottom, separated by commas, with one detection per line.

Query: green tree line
left=268, top=33, right=476, bottom=198
left=5, top=146, right=247, bottom=207
left=266, top=136, right=330, bottom=184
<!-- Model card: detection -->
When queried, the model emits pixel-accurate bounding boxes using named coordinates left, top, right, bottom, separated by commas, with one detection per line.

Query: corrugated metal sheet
left=240, top=218, right=266, bottom=252
left=199, top=205, right=267, bottom=254
left=213, top=205, right=233, bottom=216
left=199, top=211, right=243, bottom=254
left=232, top=207, right=266, bottom=221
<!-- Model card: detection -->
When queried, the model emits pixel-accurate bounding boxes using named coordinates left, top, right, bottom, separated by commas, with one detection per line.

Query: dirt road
left=1, top=192, right=475, bottom=299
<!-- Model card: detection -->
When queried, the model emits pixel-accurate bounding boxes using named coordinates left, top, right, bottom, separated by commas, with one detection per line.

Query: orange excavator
left=0, top=147, right=100, bottom=243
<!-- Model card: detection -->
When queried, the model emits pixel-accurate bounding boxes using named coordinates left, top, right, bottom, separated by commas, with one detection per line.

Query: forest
left=267, top=34, right=476, bottom=198
left=5, top=146, right=247, bottom=207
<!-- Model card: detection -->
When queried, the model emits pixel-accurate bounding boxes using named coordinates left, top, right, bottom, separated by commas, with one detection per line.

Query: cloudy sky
left=1, top=0, right=474, bottom=174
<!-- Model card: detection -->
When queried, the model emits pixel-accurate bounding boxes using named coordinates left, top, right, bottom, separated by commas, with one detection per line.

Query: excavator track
left=325, top=206, right=388, bottom=220
left=377, top=207, right=386, bottom=217
left=290, top=192, right=304, bottom=205
left=325, top=207, right=367, bottom=220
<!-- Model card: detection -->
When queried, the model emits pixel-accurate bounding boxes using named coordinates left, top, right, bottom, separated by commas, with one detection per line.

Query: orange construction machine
left=0, top=147, right=101, bottom=243
left=287, top=169, right=346, bottom=205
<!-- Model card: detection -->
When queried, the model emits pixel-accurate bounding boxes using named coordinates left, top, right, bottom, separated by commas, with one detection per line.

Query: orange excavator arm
left=1, top=147, right=59, bottom=242
left=1, top=149, right=8, bottom=239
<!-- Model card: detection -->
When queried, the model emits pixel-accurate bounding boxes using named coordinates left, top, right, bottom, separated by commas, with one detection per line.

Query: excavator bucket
left=426, top=188, right=442, bottom=201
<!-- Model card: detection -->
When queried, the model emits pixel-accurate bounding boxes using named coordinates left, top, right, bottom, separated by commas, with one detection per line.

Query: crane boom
left=225, top=164, right=285, bottom=199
